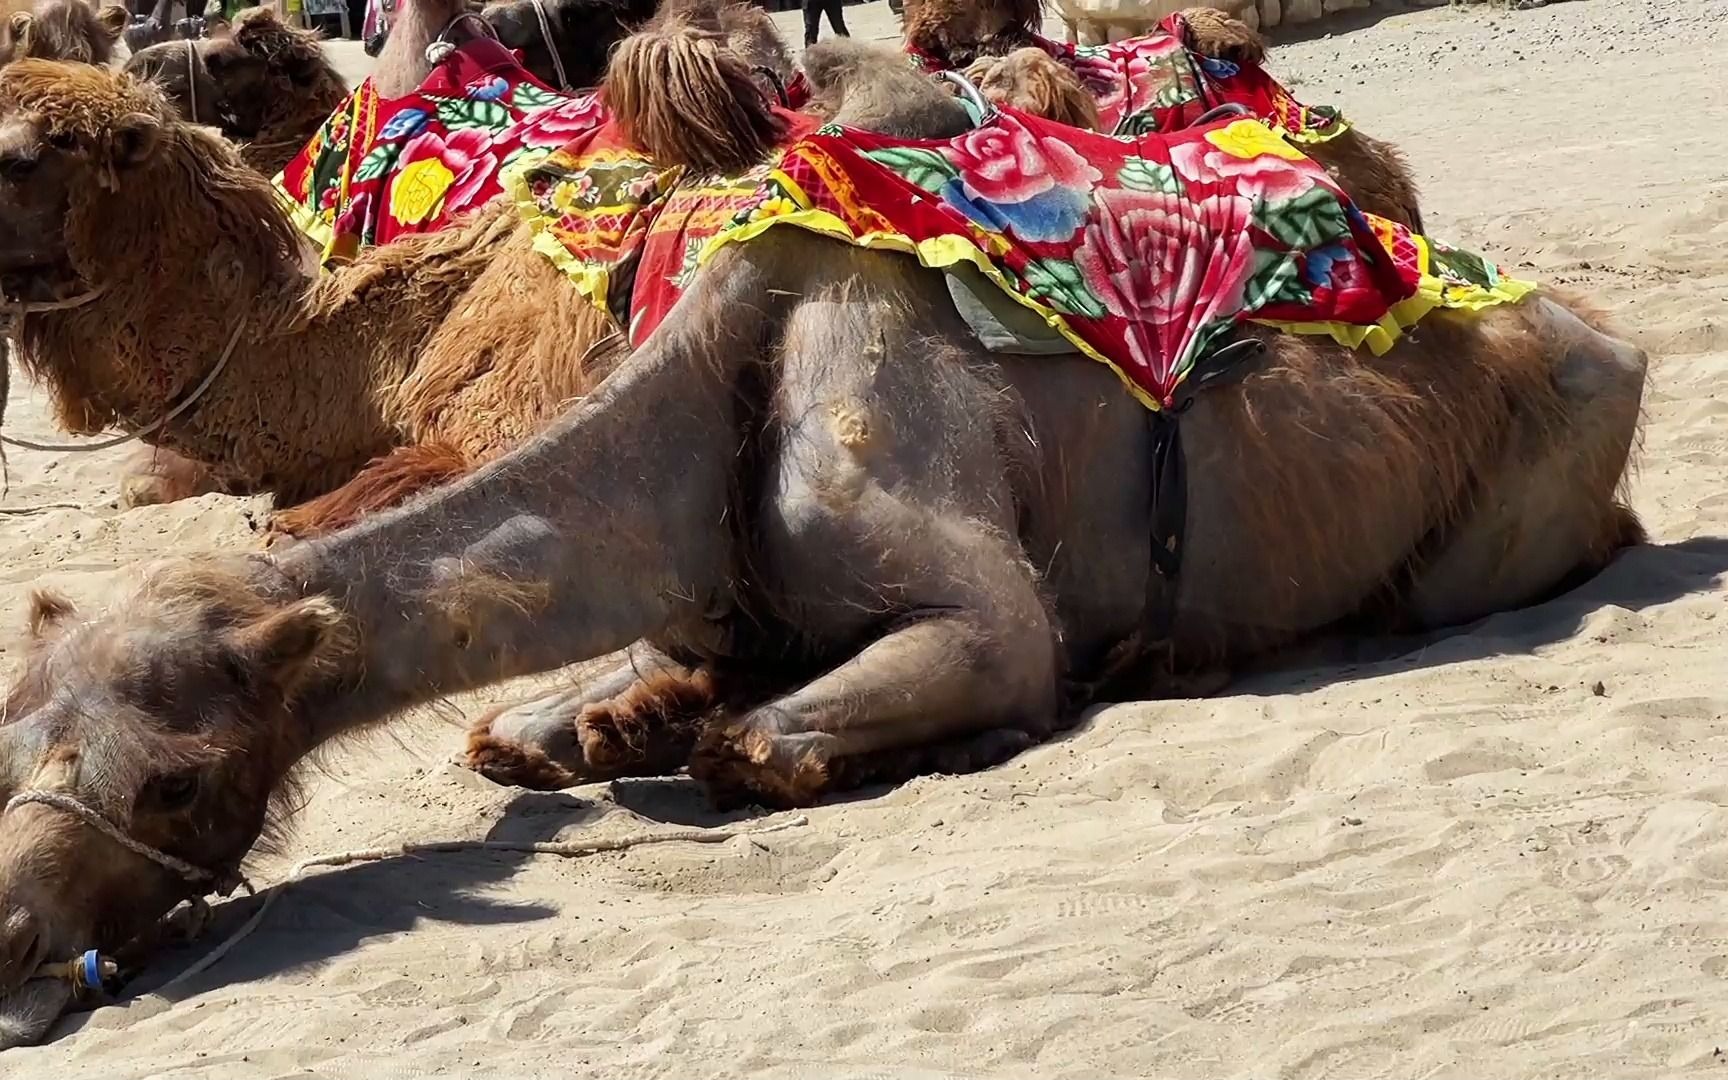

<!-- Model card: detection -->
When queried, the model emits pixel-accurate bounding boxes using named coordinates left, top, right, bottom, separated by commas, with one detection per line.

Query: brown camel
left=902, top=0, right=1039, bottom=68
left=0, top=25, right=1646, bottom=1041
left=0, top=0, right=126, bottom=68
left=0, top=17, right=906, bottom=540
left=123, top=7, right=349, bottom=177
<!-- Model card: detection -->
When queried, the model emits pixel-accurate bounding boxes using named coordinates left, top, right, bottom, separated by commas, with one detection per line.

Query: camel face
left=0, top=115, right=81, bottom=303
left=200, top=7, right=336, bottom=138
left=0, top=1, right=127, bottom=68
left=0, top=61, right=174, bottom=302
left=0, top=574, right=346, bottom=1001
left=199, top=35, right=274, bottom=137
left=122, top=38, right=226, bottom=127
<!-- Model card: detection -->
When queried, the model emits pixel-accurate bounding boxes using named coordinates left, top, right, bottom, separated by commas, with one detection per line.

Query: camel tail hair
left=270, top=441, right=473, bottom=538
left=605, top=14, right=785, bottom=176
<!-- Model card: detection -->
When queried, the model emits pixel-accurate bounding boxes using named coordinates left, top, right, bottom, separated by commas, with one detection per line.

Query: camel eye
left=145, top=770, right=201, bottom=812
left=45, top=130, right=76, bottom=152
left=0, top=152, right=35, bottom=182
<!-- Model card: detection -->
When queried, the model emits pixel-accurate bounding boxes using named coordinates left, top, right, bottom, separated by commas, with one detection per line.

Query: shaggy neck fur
left=254, top=250, right=791, bottom=748
left=13, top=120, right=500, bottom=501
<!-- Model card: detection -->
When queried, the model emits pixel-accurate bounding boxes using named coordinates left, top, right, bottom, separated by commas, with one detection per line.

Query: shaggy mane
left=605, top=11, right=785, bottom=175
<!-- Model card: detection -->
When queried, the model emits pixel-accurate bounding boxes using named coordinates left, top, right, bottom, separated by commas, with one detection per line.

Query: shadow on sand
left=47, top=538, right=1728, bottom=1041
left=53, top=790, right=623, bottom=1037
left=1233, top=535, right=1728, bottom=695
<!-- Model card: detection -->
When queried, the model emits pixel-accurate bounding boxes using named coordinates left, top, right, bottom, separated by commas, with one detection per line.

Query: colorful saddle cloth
left=909, top=12, right=1345, bottom=141
left=514, top=107, right=1531, bottom=412
left=275, top=38, right=603, bottom=265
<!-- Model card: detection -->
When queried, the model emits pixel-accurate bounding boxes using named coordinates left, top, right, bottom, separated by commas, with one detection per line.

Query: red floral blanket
left=275, top=39, right=602, bottom=264
left=910, top=13, right=1345, bottom=141
left=515, top=108, right=1530, bottom=411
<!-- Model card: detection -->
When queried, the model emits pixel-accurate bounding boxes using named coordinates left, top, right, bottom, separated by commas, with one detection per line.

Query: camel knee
left=118, top=449, right=222, bottom=508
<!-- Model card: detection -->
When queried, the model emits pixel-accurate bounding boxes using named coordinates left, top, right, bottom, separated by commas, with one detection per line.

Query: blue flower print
left=940, top=181, right=1091, bottom=244
left=380, top=107, right=430, bottom=140
left=464, top=74, right=511, bottom=102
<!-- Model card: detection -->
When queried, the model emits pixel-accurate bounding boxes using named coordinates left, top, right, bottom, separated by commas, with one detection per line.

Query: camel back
left=513, top=106, right=1532, bottom=412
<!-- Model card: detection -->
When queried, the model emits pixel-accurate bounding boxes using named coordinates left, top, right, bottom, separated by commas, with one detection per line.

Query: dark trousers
left=803, top=0, right=848, bottom=46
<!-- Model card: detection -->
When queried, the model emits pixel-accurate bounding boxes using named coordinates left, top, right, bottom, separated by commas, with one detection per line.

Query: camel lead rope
left=528, top=0, right=569, bottom=90
left=185, top=38, right=197, bottom=123
left=0, top=317, right=244, bottom=453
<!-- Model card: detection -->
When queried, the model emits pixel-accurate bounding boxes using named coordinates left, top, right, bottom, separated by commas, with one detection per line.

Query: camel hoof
left=461, top=691, right=590, bottom=790
left=690, top=713, right=836, bottom=810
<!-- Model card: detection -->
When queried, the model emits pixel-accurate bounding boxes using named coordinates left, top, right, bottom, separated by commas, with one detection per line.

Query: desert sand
left=5, top=0, right=1728, bottom=1076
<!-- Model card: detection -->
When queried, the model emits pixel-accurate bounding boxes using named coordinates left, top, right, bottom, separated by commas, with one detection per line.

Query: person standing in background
left=803, top=0, right=847, bottom=47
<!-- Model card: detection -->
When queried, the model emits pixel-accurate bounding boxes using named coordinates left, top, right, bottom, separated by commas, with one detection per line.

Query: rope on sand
left=145, top=814, right=811, bottom=1000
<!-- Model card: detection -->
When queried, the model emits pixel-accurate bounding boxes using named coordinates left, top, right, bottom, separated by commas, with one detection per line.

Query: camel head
left=0, top=60, right=299, bottom=306
left=901, top=0, right=1042, bottom=68
left=121, top=35, right=226, bottom=128
left=480, top=0, right=656, bottom=91
left=0, top=565, right=350, bottom=1025
left=197, top=6, right=334, bottom=138
left=965, top=47, right=1100, bottom=131
left=0, top=0, right=129, bottom=67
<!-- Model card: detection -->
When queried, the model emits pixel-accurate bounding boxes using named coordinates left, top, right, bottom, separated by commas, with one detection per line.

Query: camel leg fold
left=688, top=277, right=1060, bottom=808
left=690, top=607, right=1057, bottom=808
left=1403, top=295, right=1647, bottom=627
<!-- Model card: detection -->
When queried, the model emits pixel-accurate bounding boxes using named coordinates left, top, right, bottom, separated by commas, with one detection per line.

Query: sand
left=6, top=0, right=1728, bottom=1075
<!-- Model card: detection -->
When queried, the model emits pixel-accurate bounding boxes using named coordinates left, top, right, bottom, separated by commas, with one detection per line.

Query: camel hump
left=606, top=11, right=787, bottom=175
left=805, top=40, right=973, bottom=140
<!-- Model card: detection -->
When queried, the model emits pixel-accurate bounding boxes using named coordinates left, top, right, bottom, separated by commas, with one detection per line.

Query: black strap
left=1138, top=335, right=1268, bottom=640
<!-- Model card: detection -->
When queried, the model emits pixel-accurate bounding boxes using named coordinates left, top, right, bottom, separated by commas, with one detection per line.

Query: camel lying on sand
left=966, top=37, right=1425, bottom=231
left=123, top=6, right=349, bottom=176
left=0, top=18, right=886, bottom=540
left=0, top=21, right=1646, bottom=1040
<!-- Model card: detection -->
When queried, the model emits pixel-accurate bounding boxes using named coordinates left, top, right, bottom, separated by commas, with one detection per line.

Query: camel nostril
left=0, top=910, right=48, bottom=990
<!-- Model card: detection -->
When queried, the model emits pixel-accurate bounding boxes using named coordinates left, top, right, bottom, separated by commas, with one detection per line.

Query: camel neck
left=261, top=257, right=783, bottom=749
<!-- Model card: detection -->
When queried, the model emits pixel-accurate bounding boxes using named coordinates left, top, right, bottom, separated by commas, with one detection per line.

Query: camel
left=0, top=0, right=127, bottom=66
left=0, top=17, right=917, bottom=541
left=0, top=19, right=1647, bottom=1040
left=123, top=6, right=349, bottom=176
left=902, top=0, right=1039, bottom=68
left=965, top=39, right=1425, bottom=232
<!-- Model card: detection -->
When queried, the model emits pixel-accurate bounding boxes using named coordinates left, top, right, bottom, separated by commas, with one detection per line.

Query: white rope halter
left=0, top=315, right=244, bottom=453
left=4, top=790, right=243, bottom=893
left=185, top=38, right=198, bottom=123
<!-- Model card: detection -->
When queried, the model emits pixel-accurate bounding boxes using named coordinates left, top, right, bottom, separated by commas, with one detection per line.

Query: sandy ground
left=7, top=0, right=1728, bottom=1075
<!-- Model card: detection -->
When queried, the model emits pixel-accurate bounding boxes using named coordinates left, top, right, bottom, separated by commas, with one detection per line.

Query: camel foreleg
left=688, top=285, right=1061, bottom=808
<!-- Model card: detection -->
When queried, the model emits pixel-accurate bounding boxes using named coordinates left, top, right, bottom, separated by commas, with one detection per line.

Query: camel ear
left=96, top=3, right=129, bottom=37
left=226, top=597, right=347, bottom=697
left=27, top=591, right=75, bottom=639
left=6, top=12, right=32, bottom=46
left=108, top=112, right=161, bottom=173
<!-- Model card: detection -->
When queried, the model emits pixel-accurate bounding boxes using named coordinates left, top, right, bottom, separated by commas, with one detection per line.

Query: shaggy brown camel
left=123, top=7, right=349, bottom=176
left=0, top=0, right=127, bottom=68
left=965, top=40, right=1426, bottom=231
left=0, top=24, right=1646, bottom=1040
left=0, top=18, right=904, bottom=539
left=902, top=0, right=1039, bottom=68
